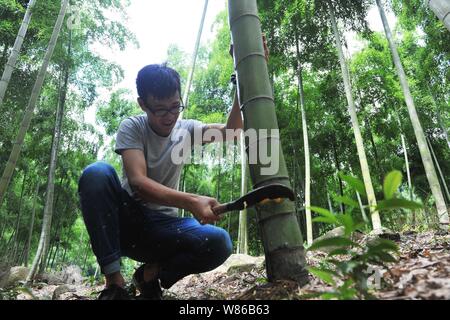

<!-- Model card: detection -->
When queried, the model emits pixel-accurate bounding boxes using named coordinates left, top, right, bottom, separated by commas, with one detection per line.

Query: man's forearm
left=130, top=175, right=197, bottom=211
left=226, top=91, right=243, bottom=130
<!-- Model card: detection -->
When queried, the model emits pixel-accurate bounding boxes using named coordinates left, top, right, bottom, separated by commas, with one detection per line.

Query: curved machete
left=212, top=183, right=295, bottom=215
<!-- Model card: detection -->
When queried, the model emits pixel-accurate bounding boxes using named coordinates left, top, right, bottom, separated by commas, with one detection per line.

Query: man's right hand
left=187, top=195, right=223, bottom=225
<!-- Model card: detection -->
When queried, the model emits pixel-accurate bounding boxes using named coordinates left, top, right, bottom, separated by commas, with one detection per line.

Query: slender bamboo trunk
left=82, top=242, right=90, bottom=271
left=216, top=149, right=222, bottom=203
left=326, top=186, right=334, bottom=215
left=299, top=69, right=312, bottom=244
left=237, top=132, right=248, bottom=254
left=332, top=139, right=345, bottom=214
left=24, top=181, right=39, bottom=267
left=52, top=175, right=65, bottom=216
left=295, top=37, right=312, bottom=245
left=377, top=0, right=449, bottom=225
left=10, top=171, right=27, bottom=263
left=436, top=107, right=450, bottom=151
left=350, top=166, right=369, bottom=223
left=49, top=240, right=60, bottom=270
left=94, top=264, right=99, bottom=279
left=427, top=137, right=450, bottom=203
left=393, top=107, right=414, bottom=200
left=26, top=22, right=71, bottom=282
left=329, top=3, right=382, bottom=232
left=365, top=117, right=384, bottom=183
left=61, top=247, right=67, bottom=266
left=0, top=0, right=38, bottom=106
left=289, top=139, right=299, bottom=216
left=400, top=133, right=414, bottom=204
left=41, top=32, right=72, bottom=273
left=47, top=176, right=65, bottom=255
left=180, top=0, right=208, bottom=118
left=1, top=45, right=7, bottom=66
left=429, top=88, right=450, bottom=150
left=45, top=245, right=55, bottom=270
left=45, top=229, right=60, bottom=271
left=17, top=242, right=27, bottom=266
left=227, top=201, right=232, bottom=234
left=401, top=134, right=414, bottom=200
left=229, top=0, right=307, bottom=284
left=0, top=0, right=69, bottom=210
left=291, top=91, right=304, bottom=231
left=3, top=229, right=17, bottom=262
left=180, top=168, right=186, bottom=217
left=78, top=229, right=84, bottom=265
left=229, top=140, right=236, bottom=234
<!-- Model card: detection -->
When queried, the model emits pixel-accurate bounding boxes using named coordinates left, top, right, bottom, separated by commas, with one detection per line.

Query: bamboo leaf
left=307, top=236, right=358, bottom=251
left=336, top=213, right=356, bottom=235
left=320, top=292, right=341, bottom=300
left=367, top=239, right=399, bottom=253
left=339, top=172, right=367, bottom=196
left=310, top=206, right=338, bottom=224
left=383, top=170, right=402, bottom=200
left=333, top=195, right=358, bottom=208
left=376, top=198, right=423, bottom=211
left=313, top=217, right=338, bottom=224
left=328, top=248, right=349, bottom=256
left=307, top=267, right=336, bottom=286
left=371, top=251, right=397, bottom=263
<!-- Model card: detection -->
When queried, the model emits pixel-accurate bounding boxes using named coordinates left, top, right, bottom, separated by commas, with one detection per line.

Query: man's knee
left=205, top=228, right=233, bottom=263
left=79, top=161, right=116, bottom=192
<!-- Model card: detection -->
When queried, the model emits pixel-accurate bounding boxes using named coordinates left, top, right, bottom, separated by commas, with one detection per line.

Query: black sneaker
left=133, top=264, right=163, bottom=300
left=98, top=284, right=133, bottom=300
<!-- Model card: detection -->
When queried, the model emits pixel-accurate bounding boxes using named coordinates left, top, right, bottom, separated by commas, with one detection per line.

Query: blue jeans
left=78, top=161, right=233, bottom=289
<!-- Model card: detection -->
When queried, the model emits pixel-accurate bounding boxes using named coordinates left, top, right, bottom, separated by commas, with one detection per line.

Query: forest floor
left=3, top=230, right=450, bottom=300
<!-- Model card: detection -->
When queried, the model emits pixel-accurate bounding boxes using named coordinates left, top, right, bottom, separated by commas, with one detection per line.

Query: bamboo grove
left=0, top=0, right=449, bottom=283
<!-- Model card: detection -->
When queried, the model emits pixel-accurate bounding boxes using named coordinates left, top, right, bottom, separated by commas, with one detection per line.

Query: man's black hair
left=136, top=63, right=181, bottom=101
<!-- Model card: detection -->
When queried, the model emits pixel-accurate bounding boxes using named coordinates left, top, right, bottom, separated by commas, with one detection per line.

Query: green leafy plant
left=305, top=170, right=423, bottom=300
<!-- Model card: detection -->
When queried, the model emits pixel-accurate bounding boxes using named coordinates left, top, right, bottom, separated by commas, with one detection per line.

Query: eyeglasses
left=145, top=104, right=185, bottom=117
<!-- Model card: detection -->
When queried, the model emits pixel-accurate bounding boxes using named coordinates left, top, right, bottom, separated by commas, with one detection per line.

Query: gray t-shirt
left=115, top=114, right=206, bottom=217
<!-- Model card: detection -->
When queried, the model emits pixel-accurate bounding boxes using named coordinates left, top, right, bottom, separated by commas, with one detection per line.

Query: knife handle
left=212, top=204, right=229, bottom=216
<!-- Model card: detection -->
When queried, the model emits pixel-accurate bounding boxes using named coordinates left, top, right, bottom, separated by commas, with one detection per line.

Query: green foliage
left=96, top=88, right=141, bottom=136
left=338, top=172, right=367, bottom=197
left=0, top=0, right=137, bottom=272
left=383, top=170, right=402, bottom=200
left=306, top=171, right=422, bottom=299
left=1, top=0, right=448, bottom=286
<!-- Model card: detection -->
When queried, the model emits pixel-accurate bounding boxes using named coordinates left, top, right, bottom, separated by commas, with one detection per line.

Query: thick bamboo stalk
left=228, top=0, right=307, bottom=284
left=429, top=0, right=450, bottom=32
